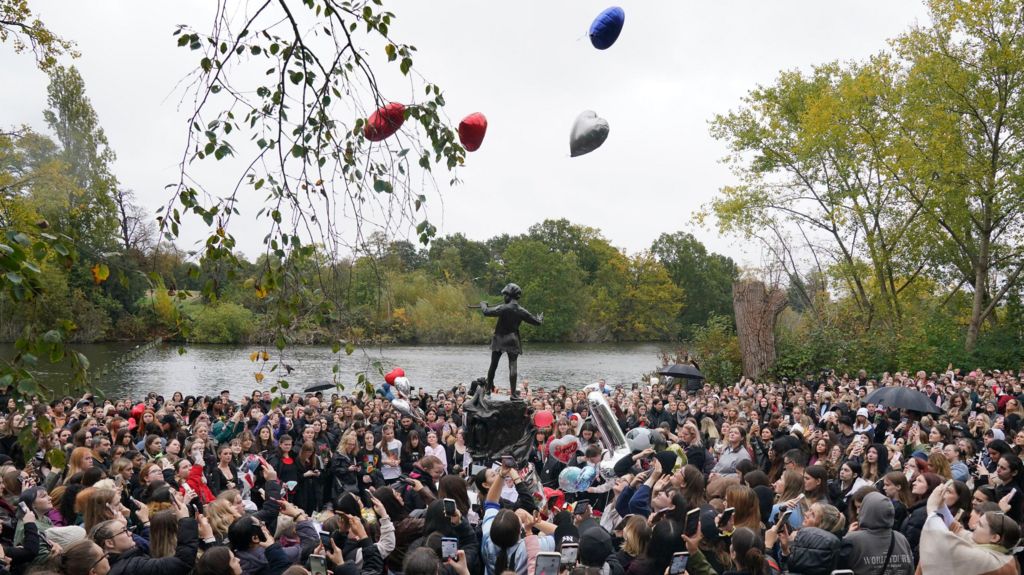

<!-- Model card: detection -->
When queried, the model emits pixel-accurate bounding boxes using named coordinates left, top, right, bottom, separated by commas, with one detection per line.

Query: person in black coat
left=777, top=525, right=841, bottom=575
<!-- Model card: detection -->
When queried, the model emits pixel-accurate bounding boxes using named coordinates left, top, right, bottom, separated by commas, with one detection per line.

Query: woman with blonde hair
left=615, top=514, right=651, bottom=572
left=64, top=447, right=94, bottom=483
left=78, top=487, right=123, bottom=533
left=148, top=509, right=179, bottom=558
left=204, top=496, right=242, bottom=541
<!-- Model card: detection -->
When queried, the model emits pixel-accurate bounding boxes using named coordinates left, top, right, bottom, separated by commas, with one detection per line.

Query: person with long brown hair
left=883, top=471, right=913, bottom=527
left=725, top=484, right=762, bottom=531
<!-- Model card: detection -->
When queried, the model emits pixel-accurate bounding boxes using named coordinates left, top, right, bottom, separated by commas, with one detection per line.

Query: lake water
left=10, top=342, right=669, bottom=400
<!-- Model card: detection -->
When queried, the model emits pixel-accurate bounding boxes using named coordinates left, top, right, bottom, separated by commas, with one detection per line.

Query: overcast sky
left=2, top=1, right=931, bottom=268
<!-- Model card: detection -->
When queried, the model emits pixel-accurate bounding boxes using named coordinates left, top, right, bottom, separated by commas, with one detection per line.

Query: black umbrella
left=657, top=363, right=705, bottom=380
left=862, top=386, right=943, bottom=415
left=304, top=383, right=336, bottom=393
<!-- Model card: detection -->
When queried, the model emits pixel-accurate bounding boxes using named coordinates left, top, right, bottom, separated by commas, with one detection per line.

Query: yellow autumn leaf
left=261, top=351, right=269, bottom=361
left=249, top=351, right=259, bottom=362
left=255, top=286, right=267, bottom=298
left=254, top=372, right=265, bottom=383
left=90, top=263, right=110, bottom=285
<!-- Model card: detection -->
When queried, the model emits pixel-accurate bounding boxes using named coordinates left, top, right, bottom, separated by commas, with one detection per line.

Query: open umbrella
left=862, top=386, right=942, bottom=415
left=658, top=363, right=705, bottom=380
left=304, top=383, right=336, bottom=393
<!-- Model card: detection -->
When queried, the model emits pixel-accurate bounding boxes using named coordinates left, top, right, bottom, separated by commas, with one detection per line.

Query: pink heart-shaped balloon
left=549, top=435, right=579, bottom=464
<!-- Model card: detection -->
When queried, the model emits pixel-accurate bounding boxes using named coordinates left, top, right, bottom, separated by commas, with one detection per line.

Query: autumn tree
left=887, top=0, right=1024, bottom=351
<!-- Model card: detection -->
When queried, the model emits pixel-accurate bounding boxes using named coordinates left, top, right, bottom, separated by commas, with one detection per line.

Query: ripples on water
left=17, top=342, right=668, bottom=399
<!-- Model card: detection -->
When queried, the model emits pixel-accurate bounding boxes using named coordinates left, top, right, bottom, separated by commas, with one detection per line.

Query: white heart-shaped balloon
left=570, top=110, right=610, bottom=157
left=393, top=376, right=411, bottom=398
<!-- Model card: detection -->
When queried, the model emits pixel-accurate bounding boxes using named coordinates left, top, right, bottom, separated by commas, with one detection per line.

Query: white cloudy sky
left=2, top=1, right=931, bottom=268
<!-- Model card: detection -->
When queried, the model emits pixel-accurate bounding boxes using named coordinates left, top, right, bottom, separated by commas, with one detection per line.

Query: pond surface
left=6, top=342, right=669, bottom=400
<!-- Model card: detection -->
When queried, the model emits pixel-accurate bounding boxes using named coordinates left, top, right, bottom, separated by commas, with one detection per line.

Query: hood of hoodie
left=858, top=491, right=894, bottom=531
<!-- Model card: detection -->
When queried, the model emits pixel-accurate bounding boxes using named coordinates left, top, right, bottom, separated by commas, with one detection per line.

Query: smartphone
left=441, top=536, right=458, bottom=560
left=574, top=501, right=591, bottom=516
left=560, top=543, right=579, bottom=566
left=309, top=554, right=327, bottom=575
left=535, top=552, right=561, bottom=575
left=778, top=509, right=793, bottom=532
left=685, top=507, right=701, bottom=536
left=443, top=498, right=457, bottom=517
left=18, top=502, right=30, bottom=515
left=500, top=455, right=516, bottom=468
left=318, top=531, right=332, bottom=548
left=719, top=507, right=735, bottom=526
left=831, top=571, right=855, bottom=575
left=1011, top=488, right=1018, bottom=499
left=970, top=411, right=977, bottom=418
left=669, top=552, right=689, bottom=575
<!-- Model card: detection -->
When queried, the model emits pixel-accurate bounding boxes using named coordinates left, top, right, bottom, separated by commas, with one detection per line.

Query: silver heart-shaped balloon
left=393, top=376, right=411, bottom=398
left=570, top=110, right=610, bottom=157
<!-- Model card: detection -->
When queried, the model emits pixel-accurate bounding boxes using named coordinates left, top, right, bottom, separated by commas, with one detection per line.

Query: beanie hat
left=45, top=525, right=86, bottom=548
left=578, top=523, right=614, bottom=567
left=655, top=450, right=677, bottom=474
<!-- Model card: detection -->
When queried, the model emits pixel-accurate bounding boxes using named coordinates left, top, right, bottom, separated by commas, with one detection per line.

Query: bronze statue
left=479, top=283, right=543, bottom=400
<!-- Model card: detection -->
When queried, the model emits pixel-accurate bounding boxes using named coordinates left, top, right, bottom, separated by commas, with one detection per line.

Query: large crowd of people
left=0, top=367, right=1021, bottom=575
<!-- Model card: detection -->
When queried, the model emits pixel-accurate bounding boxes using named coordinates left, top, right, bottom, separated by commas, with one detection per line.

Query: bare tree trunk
left=733, top=280, right=787, bottom=380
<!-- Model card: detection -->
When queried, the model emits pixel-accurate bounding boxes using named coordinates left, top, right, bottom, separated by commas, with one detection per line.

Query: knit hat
left=856, top=407, right=869, bottom=418
left=45, top=525, right=86, bottom=548
left=578, top=523, right=614, bottom=567
left=654, top=450, right=677, bottom=474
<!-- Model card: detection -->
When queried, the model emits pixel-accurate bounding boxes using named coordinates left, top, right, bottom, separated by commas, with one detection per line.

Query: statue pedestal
left=463, top=387, right=533, bottom=463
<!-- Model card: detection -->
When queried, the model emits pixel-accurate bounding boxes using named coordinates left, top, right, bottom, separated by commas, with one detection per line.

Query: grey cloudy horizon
left=2, top=1, right=931, bottom=269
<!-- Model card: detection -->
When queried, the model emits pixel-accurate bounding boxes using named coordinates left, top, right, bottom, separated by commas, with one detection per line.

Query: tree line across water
left=5, top=0, right=1024, bottom=391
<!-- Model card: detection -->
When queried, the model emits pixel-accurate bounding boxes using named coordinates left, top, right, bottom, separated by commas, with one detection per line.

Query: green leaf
left=345, top=341, right=355, bottom=355
left=46, top=449, right=66, bottom=469
left=201, top=57, right=212, bottom=73
left=5, top=272, right=22, bottom=285
left=373, top=179, right=393, bottom=193
left=400, top=57, right=412, bottom=75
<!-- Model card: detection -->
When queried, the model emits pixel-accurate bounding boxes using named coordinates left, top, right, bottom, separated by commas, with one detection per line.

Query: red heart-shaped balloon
left=458, top=112, right=488, bottom=152
left=549, top=435, right=579, bottom=464
left=384, top=367, right=405, bottom=385
left=364, top=103, right=406, bottom=141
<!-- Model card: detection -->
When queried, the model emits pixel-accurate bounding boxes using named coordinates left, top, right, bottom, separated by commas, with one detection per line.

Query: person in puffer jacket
left=784, top=502, right=845, bottom=575
left=784, top=527, right=841, bottom=575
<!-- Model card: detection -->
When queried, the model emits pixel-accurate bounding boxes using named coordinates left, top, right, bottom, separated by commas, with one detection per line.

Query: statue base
left=463, top=381, right=534, bottom=464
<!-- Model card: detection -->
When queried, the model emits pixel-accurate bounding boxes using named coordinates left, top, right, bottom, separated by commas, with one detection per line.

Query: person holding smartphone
left=480, top=463, right=556, bottom=574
